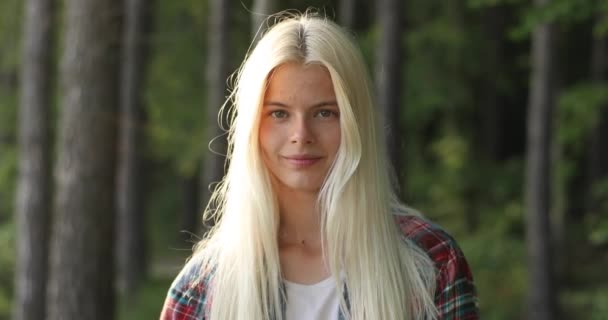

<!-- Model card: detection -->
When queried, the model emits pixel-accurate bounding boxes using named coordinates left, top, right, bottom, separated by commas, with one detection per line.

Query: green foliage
left=406, top=1, right=480, bottom=120
left=0, top=0, right=21, bottom=71
left=0, top=1, right=20, bottom=318
left=467, top=0, right=523, bottom=9
left=594, top=1, right=608, bottom=36
left=0, top=81, right=17, bottom=222
left=558, top=83, right=608, bottom=155
left=118, top=276, right=173, bottom=320
left=0, top=221, right=15, bottom=319
left=460, top=230, right=527, bottom=320
left=407, top=125, right=528, bottom=319
left=588, top=179, right=608, bottom=245
left=146, top=170, right=189, bottom=253
left=146, top=0, right=208, bottom=177
left=556, top=83, right=608, bottom=201
left=0, top=0, right=19, bottom=222
left=424, top=129, right=471, bottom=223
left=0, top=144, right=16, bottom=222
left=561, top=283, right=608, bottom=319
left=510, top=0, right=596, bottom=40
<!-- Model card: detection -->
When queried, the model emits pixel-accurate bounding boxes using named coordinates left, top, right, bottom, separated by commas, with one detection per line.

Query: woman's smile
left=282, top=155, right=323, bottom=168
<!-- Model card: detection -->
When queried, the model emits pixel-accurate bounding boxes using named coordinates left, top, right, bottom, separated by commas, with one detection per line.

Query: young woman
left=160, top=12, right=478, bottom=320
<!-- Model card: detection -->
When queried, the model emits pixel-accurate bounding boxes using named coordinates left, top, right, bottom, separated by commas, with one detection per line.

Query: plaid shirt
left=160, top=215, right=479, bottom=319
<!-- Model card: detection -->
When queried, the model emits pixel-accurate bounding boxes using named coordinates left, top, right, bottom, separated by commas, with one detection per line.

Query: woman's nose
left=290, top=116, right=314, bottom=144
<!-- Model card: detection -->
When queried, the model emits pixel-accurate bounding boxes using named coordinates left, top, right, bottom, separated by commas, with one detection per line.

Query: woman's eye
left=316, top=110, right=336, bottom=118
left=271, top=110, right=287, bottom=118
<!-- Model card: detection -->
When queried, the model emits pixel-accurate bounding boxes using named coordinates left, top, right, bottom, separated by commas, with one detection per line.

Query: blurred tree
left=46, top=0, right=122, bottom=319
left=200, top=0, right=231, bottom=220
left=376, top=0, right=404, bottom=193
left=477, top=5, right=510, bottom=163
left=13, top=0, right=54, bottom=319
left=587, top=11, right=608, bottom=215
left=144, top=0, right=207, bottom=245
left=116, top=0, right=153, bottom=299
left=338, top=0, right=356, bottom=30
left=252, top=0, right=277, bottom=41
left=0, top=0, right=20, bottom=224
left=0, top=1, right=20, bottom=317
left=525, top=0, right=557, bottom=319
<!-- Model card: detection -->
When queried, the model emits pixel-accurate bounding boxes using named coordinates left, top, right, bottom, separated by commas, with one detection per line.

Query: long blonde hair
left=194, top=11, right=438, bottom=320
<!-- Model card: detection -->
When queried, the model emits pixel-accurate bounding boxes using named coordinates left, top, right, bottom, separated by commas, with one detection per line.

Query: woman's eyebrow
left=311, top=101, right=338, bottom=108
left=263, top=100, right=338, bottom=108
left=263, top=101, right=289, bottom=108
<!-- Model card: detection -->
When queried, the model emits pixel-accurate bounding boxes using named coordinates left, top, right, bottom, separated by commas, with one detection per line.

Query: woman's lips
left=283, top=156, right=322, bottom=167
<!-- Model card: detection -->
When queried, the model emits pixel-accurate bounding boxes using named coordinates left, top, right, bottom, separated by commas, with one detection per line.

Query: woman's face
left=259, top=62, right=341, bottom=193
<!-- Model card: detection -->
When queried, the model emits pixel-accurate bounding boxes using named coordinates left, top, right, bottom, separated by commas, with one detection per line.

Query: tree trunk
left=338, top=0, right=356, bottom=30
left=116, top=0, right=152, bottom=298
left=46, top=0, right=122, bottom=319
left=587, top=13, right=608, bottom=214
left=13, top=0, right=54, bottom=318
left=479, top=6, right=507, bottom=162
left=200, top=0, right=230, bottom=219
left=525, top=0, right=557, bottom=318
left=376, top=0, right=404, bottom=192
left=251, top=0, right=276, bottom=41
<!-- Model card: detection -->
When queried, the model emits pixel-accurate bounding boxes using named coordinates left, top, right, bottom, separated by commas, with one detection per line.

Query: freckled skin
left=259, top=63, right=341, bottom=193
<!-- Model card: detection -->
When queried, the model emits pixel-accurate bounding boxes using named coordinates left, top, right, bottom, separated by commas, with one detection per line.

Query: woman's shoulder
left=392, top=208, right=480, bottom=319
left=392, top=208, right=466, bottom=267
left=160, top=254, right=210, bottom=320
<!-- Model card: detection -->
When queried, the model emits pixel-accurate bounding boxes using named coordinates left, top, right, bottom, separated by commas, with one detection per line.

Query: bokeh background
left=1, top=0, right=607, bottom=319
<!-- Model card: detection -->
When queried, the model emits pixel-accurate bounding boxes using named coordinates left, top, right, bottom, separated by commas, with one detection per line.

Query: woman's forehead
left=264, top=63, right=336, bottom=102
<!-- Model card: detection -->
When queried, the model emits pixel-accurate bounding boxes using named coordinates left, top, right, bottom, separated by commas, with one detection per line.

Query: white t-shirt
left=284, top=276, right=340, bottom=320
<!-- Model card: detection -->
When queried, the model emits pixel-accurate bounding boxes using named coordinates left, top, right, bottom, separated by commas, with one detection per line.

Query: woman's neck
left=276, top=186, right=322, bottom=244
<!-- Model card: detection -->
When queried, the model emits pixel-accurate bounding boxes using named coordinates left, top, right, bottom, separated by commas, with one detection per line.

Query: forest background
left=0, top=0, right=607, bottom=319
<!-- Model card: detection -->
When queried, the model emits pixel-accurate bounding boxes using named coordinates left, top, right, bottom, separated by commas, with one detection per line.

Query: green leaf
left=557, top=82, right=608, bottom=154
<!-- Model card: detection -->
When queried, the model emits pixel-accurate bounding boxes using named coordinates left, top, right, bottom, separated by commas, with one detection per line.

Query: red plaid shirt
left=160, top=215, right=479, bottom=319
